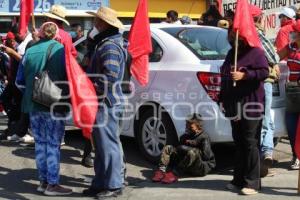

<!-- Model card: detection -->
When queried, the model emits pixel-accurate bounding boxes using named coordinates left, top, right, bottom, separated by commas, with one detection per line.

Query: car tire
left=137, top=108, right=178, bottom=163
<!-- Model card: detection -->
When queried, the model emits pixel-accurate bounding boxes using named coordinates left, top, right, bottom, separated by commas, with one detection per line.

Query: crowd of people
left=0, top=1, right=298, bottom=199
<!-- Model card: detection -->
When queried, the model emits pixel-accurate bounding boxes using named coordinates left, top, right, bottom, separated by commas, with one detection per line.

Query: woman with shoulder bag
left=16, top=22, right=72, bottom=196
left=278, top=20, right=300, bottom=170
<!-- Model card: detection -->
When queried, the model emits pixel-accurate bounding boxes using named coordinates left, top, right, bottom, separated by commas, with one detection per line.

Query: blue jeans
left=30, top=112, right=65, bottom=185
left=286, top=112, right=300, bottom=158
left=261, top=82, right=275, bottom=157
left=91, top=104, right=124, bottom=189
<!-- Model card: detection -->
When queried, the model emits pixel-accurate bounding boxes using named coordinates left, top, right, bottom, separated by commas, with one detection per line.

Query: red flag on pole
left=233, top=0, right=262, bottom=48
left=295, top=118, right=300, bottom=158
left=128, top=0, right=152, bottom=86
left=64, top=45, right=98, bottom=139
left=216, top=0, right=223, bottom=14
left=19, top=0, right=34, bottom=37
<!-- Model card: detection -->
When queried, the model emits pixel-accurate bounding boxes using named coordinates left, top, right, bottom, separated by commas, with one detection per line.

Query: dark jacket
left=179, top=131, right=216, bottom=176
left=219, top=47, right=269, bottom=118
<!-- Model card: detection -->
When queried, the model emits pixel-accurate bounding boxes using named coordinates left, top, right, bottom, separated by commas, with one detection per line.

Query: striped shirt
left=257, top=28, right=280, bottom=66
left=90, top=34, right=126, bottom=107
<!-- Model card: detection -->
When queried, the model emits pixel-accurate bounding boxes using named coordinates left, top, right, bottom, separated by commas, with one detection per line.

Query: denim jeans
left=260, top=82, right=275, bottom=157
left=30, top=112, right=65, bottom=185
left=91, top=104, right=124, bottom=189
left=286, top=112, right=300, bottom=158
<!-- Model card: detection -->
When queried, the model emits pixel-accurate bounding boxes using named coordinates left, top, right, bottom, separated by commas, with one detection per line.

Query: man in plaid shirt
left=251, top=5, right=281, bottom=177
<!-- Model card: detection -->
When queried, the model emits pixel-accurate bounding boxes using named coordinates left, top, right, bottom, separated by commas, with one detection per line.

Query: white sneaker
left=291, top=158, right=300, bottom=170
left=20, top=134, right=35, bottom=143
left=241, top=188, right=258, bottom=195
left=7, top=134, right=21, bottom=142
left=61, top=136, right=65, bottom=146
left=0, top=111, right=7, bottom=116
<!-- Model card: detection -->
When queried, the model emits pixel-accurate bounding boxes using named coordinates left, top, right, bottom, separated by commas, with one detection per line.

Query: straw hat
left=44, top=5, right=70, bottom=26
left=86, top=7, right=124, bottom=29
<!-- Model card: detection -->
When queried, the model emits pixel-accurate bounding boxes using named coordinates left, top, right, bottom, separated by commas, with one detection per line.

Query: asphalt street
left=0, top=118, right=299, bottom=200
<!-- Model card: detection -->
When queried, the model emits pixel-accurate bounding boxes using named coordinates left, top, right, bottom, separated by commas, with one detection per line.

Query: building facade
left=0, top=0, right=207, bottom=35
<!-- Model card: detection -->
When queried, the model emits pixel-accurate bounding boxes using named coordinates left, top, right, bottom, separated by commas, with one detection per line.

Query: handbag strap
left=44, top=42, right=56, bottom=71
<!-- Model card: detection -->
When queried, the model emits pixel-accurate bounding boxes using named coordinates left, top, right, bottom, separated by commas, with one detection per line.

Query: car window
left=123, top=31, right=163, bottom=62
left=161, top=27, right=230, bottom=60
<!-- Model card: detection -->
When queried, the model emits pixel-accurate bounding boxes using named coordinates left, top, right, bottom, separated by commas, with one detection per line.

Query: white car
left=74, top=24, right=287, bottom=162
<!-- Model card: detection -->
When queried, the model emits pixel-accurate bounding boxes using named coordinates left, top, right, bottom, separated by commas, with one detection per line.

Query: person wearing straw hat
left=82, top=6, right=127, bottom=199
left=44, top=4, right=77, bottom=57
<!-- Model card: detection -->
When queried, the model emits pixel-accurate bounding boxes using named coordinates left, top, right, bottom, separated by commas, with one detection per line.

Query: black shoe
left=0, top=133, right=7, bottom=140
left=97, top=189, right=122, bottom=199
left=81, top=155, right=93, bottom=168
left=82, top=187, right=103, bottom=197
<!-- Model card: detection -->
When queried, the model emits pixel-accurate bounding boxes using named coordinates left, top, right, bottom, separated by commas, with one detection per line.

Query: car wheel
left=137, top=109, right=178, bottom=163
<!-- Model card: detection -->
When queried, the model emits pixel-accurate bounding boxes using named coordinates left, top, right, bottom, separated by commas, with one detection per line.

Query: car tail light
left=197, top=72, right=221, bottom=102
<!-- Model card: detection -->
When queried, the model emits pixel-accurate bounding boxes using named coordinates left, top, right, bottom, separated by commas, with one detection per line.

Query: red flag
left=233, top=0, right=262, bottom=48
left=65, top=45, right=98, bottom=139
left=128, top=0, right=152, bottom=86
left=216, top=0, right=223, bottom=14
left=295, top=117, right=300, bottom=158
left=19, top=0, right=34, bottom=37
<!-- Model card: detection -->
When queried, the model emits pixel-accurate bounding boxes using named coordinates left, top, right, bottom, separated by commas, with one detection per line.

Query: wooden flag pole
left=298, top=168, right=300, bottom=195
left=233, top=30, right=239, bottom=87
left=31, top=12, right=36, bottom=30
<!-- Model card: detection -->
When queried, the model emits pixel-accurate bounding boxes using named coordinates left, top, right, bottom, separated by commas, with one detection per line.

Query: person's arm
left=275, top=30, right=289, bottom=52
left=199, top=135, right=215, bottom=161
left=219, top=50, right=232, bottom=104
left=1, top=45, right=22, bottom=61
left=237, top=49, right=269, bottom=81
left=94, top=42, right=122, bottom=98
left=15, top=56, right=26, bottom=93
left=179, top=133, right=190, bottom=145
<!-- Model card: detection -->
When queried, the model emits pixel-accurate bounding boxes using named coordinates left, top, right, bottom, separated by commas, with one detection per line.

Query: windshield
left=161, top=27, right=231, bottom=60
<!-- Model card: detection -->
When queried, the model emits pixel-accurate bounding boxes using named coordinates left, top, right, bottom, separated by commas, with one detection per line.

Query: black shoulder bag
left=32, top=43, right=63, bottom=108
left=285, top=81, right=300, bottom=113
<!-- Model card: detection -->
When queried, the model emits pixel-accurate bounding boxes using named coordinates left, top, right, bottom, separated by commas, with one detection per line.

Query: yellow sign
left=110, top=0, right=206, bottom=19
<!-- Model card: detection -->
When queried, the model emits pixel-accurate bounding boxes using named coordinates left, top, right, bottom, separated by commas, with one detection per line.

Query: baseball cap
left=279, top=7, right=296, bottom=19
left=6, top=32, right=15, bottom=40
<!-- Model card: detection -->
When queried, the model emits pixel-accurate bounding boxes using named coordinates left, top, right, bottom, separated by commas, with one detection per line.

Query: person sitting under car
left=152, top=114, right=216, bottom=184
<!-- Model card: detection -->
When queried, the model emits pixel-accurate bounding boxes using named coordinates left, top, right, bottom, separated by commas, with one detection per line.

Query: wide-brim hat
left=44, top=5, right=70, bottom=26
left=86, top=7, right=124, bottom=29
